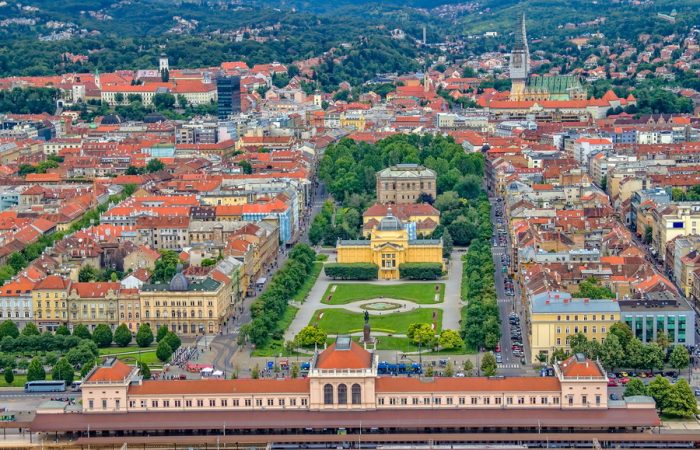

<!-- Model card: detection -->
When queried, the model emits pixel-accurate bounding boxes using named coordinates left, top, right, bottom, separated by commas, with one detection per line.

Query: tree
left=439, top=329, right=464, bottom=351
left=295, top=326, right=327, bottom=347
left=444, top=361, right=454, bottom=377
left=291, top=362, right=299, bottom=379
left=481, top=352, right=497, bottom=376
left=7, top=252, right=27, bottom=273
left=462, top=359, right=474, bottom=376
left=648, top=375, right=672, bottom=414
left=153, top=93, right=175, bottom=110
left=251, top=364, right=260, bottom=379
left=441, top=227, right=453, bottom=258
left=239, top=160, right=253, bottom=174
left=407, top=323, right=437, bottom=349
left=80, top=359, right=95, bottom=377
left=22, top=322, right=40, bottom=336
left=156, top=325, right=169, bottom=343
left=3, top=367, right=14, bottom=385
left=399, top=263, right=442, bottom=280
left=573, top=277, right=615, bottom=299
left=135, top=323, right=154, bottom=348
left=73, top=324, right=91, bottom=340
left=642, top=342, right=665, bottom=372
left=55, top=325, right=70, bottom=336
left=624, top=378, right=647, bottom=397
left=599, top=334, right=625, bottom=370
left=643, top=225, right=653, bottom=244
left=78, top=265, right=99, bottom=282
left=666, top=378, right=698, bottom=418
left=669, top=345, right=690, bottom=373
left=51, top=357, right=74, bottom=385
left=137, top=361, right=151, bottom=380
left=146, top=158, right=165, bottom=173
left=156, top=340, right=172, bottom=363
left=26, top=357, right=45, bottom=382
left=609, top=323, right=634, bottom=351
left=625, top=338, right=645, bottom=369
left=152, top=250, right=179, bottom=283
left=656, top=331, right=670, bottom=350
left=0, top=320, right=19, bottom=339
left=163, top=332, right=181, bottom=352
left=92, top=324, right=113, bottom=348
left=113, top=323, right=132, bottom=347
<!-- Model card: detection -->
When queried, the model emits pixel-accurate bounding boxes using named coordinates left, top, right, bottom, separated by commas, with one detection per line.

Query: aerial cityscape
left=0, top=0, right=700, bottom=448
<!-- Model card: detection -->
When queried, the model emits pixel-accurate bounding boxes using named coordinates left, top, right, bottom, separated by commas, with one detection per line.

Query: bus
left=24, top=380, right=66, bottom=393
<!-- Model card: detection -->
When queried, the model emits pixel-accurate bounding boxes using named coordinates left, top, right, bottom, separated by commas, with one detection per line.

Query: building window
left=151, top=400, right=158, bottom=408
left=301, top=398, right=308, bottom=406
left=518, top=397, right=525, bottom=405
left=278, top=398, right=285, bottom=407
left=88, top=400, right=94, bottom=409
left=244, top=399, right=251, bottom=407
left=267, top=399, right=274, bottom=406
left=553, top=397, right=559, bottom=405
left=186, top=400, right=192, bottom=407
left=471, top=397, right=477, bottom=405
left=352, top=384, right=361, bottom=404
left=163, top=400, right=169, bottom=408
left=506, top=397, right=513, bottom=405
left=541, top=397, right=548, bottom=405
left=197, top=400, right=203, bottom=407
left=221, top=399, right=227, bottom=407
left=324, top=384, right=334, bottom=405
left=389, top=397, right=397, bottom=405
left=582, top=395, right=587, bottom=405
left=290, top=398, right=296, bottom=406
left=256, top=399, right=262, bottom=407
left=175, top=400, right=181, bottom=407
left=337, top=383, right=347, bottom=405
left=378, top=398, right=385, bottom=405
left=495, top=397, right=501, bottom=405
left=433, top=397, right=441, bottom=405
left=459, top=397, right=465, bottom=405
left=412, top=397, right=419, bottom=405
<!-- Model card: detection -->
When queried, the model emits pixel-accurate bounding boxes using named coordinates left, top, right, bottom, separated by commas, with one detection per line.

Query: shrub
left=399, top=262, right=442, bottom=280
left=324, top=263, right=378, bottom=280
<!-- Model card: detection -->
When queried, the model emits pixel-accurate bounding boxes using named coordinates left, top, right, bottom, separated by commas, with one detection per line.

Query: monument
left=362, top=310, right=373, bottom=344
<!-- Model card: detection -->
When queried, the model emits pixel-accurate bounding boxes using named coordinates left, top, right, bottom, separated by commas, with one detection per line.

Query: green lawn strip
left=321, top=283, right=444, bottom=305
left=115, top=351, right=159, bottom=365
left=98, top=345, right=154, bottom=355
left=311, top=308, right=442, bottom=335
left=251, top=306, right=300, bottom=357
left=292, top=262, right=323, bottom=303
left=0, top=374, right=28, bottom=388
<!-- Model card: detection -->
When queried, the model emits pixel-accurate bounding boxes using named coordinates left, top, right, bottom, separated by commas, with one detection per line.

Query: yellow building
left=33, top=275, right=71, bottom=332
left=653, top=203, right=700, bottom=262
left=340, top=111, right=366, bottom=131
left=337, top=210, right=443, bottom=280
left=139, top=271, right=233, bottom=336
left=528, top=291, right=620, bottom=362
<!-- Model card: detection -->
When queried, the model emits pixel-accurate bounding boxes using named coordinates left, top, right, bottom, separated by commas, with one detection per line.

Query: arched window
left=337, top=384, right=347, bottom=405
left=323, top=384, right=334, bottom=405
left=351, top=384, right=361, bottom=405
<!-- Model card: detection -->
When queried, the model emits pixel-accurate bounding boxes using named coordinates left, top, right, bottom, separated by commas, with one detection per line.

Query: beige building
left=376, top=164, right=437, bottom=204
left=139, top=271, right=232, bottom=336
left=66, top=282, right=121, bottom=331
left=76, top=338, right=638, bottom=417
left=652, top=203, right=700, bottom=261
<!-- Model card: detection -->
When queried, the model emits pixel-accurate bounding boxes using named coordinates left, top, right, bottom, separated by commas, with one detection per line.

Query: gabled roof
left=315, top=341, right=372, bottom=370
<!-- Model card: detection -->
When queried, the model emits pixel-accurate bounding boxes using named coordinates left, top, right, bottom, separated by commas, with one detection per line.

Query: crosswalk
left=497, top=363, right=520, bottom=369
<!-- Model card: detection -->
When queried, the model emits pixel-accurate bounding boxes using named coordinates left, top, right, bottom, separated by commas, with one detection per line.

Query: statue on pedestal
left=363, top=310, right=371, bottom=343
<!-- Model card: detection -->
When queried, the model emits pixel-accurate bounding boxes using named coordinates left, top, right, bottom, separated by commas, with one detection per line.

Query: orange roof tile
left=87, top=360, right=133, bottom=383
left=315, top=342, right=372, bottom=369
left=129, top=378, right=309, bottom=395
left=376, top=376, right=561, bottom=393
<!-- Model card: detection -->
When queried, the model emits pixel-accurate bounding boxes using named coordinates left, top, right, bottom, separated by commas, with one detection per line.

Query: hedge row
left=324, top=263, right=378, bottom=280
left=398, top=263, right=443, bottom=280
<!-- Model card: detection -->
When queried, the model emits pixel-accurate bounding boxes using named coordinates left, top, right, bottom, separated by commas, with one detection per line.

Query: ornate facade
left=337, top=210, right=443, bottom=280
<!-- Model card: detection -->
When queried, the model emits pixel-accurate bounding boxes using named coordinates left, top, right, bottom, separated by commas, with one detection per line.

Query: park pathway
left=284, top=250, right=464, bottom=341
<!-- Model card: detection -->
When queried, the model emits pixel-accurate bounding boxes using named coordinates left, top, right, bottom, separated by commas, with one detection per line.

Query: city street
left=202, top=180, right=329, bottom=374
left=490, top=197, right=531, bottom=374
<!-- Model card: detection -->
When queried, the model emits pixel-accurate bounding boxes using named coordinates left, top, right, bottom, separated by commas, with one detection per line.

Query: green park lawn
left=0, top=374, right=27, bottom=388
left=98, top=345, right=153, bottom=356
left=310, top=308, right=442, bottom=335
left=321, top=283, right=444, bottom=305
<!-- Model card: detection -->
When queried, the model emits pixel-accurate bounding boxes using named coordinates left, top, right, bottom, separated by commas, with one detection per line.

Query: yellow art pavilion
left=336, top=209, right=443, bottom=280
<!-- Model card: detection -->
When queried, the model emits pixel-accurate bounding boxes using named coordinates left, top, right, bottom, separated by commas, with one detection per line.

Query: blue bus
left=24, top=380, right=66, bottom=393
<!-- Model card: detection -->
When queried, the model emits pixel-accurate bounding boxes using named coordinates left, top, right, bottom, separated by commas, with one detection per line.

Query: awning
left=256, top=277, right=267, bottom=285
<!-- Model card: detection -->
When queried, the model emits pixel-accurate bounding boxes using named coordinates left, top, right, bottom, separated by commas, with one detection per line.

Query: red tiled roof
left=129, top=378, right=309, bottom=395
left=34, top=275, right=70, bottom=290
left=315, top=342, right=372, bottom=370
left=87, top=360, right=133, bottom=383
left=376, top=376, right=561, bottom=393
left=559, top=355, right=604, bottom=378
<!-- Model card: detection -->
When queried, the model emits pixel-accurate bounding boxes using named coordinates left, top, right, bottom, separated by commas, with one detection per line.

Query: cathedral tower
left=509, top=13, right=530, bottom=101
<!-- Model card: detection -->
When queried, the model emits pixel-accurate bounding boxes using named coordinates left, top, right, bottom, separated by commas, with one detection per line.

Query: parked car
left=618, top=377, right=630, bottom=385
left=609, top=393, right=620, bottom=401
left=607, top=378, right=618, bottom=387
left=495, top=354, right=503, bottom=363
